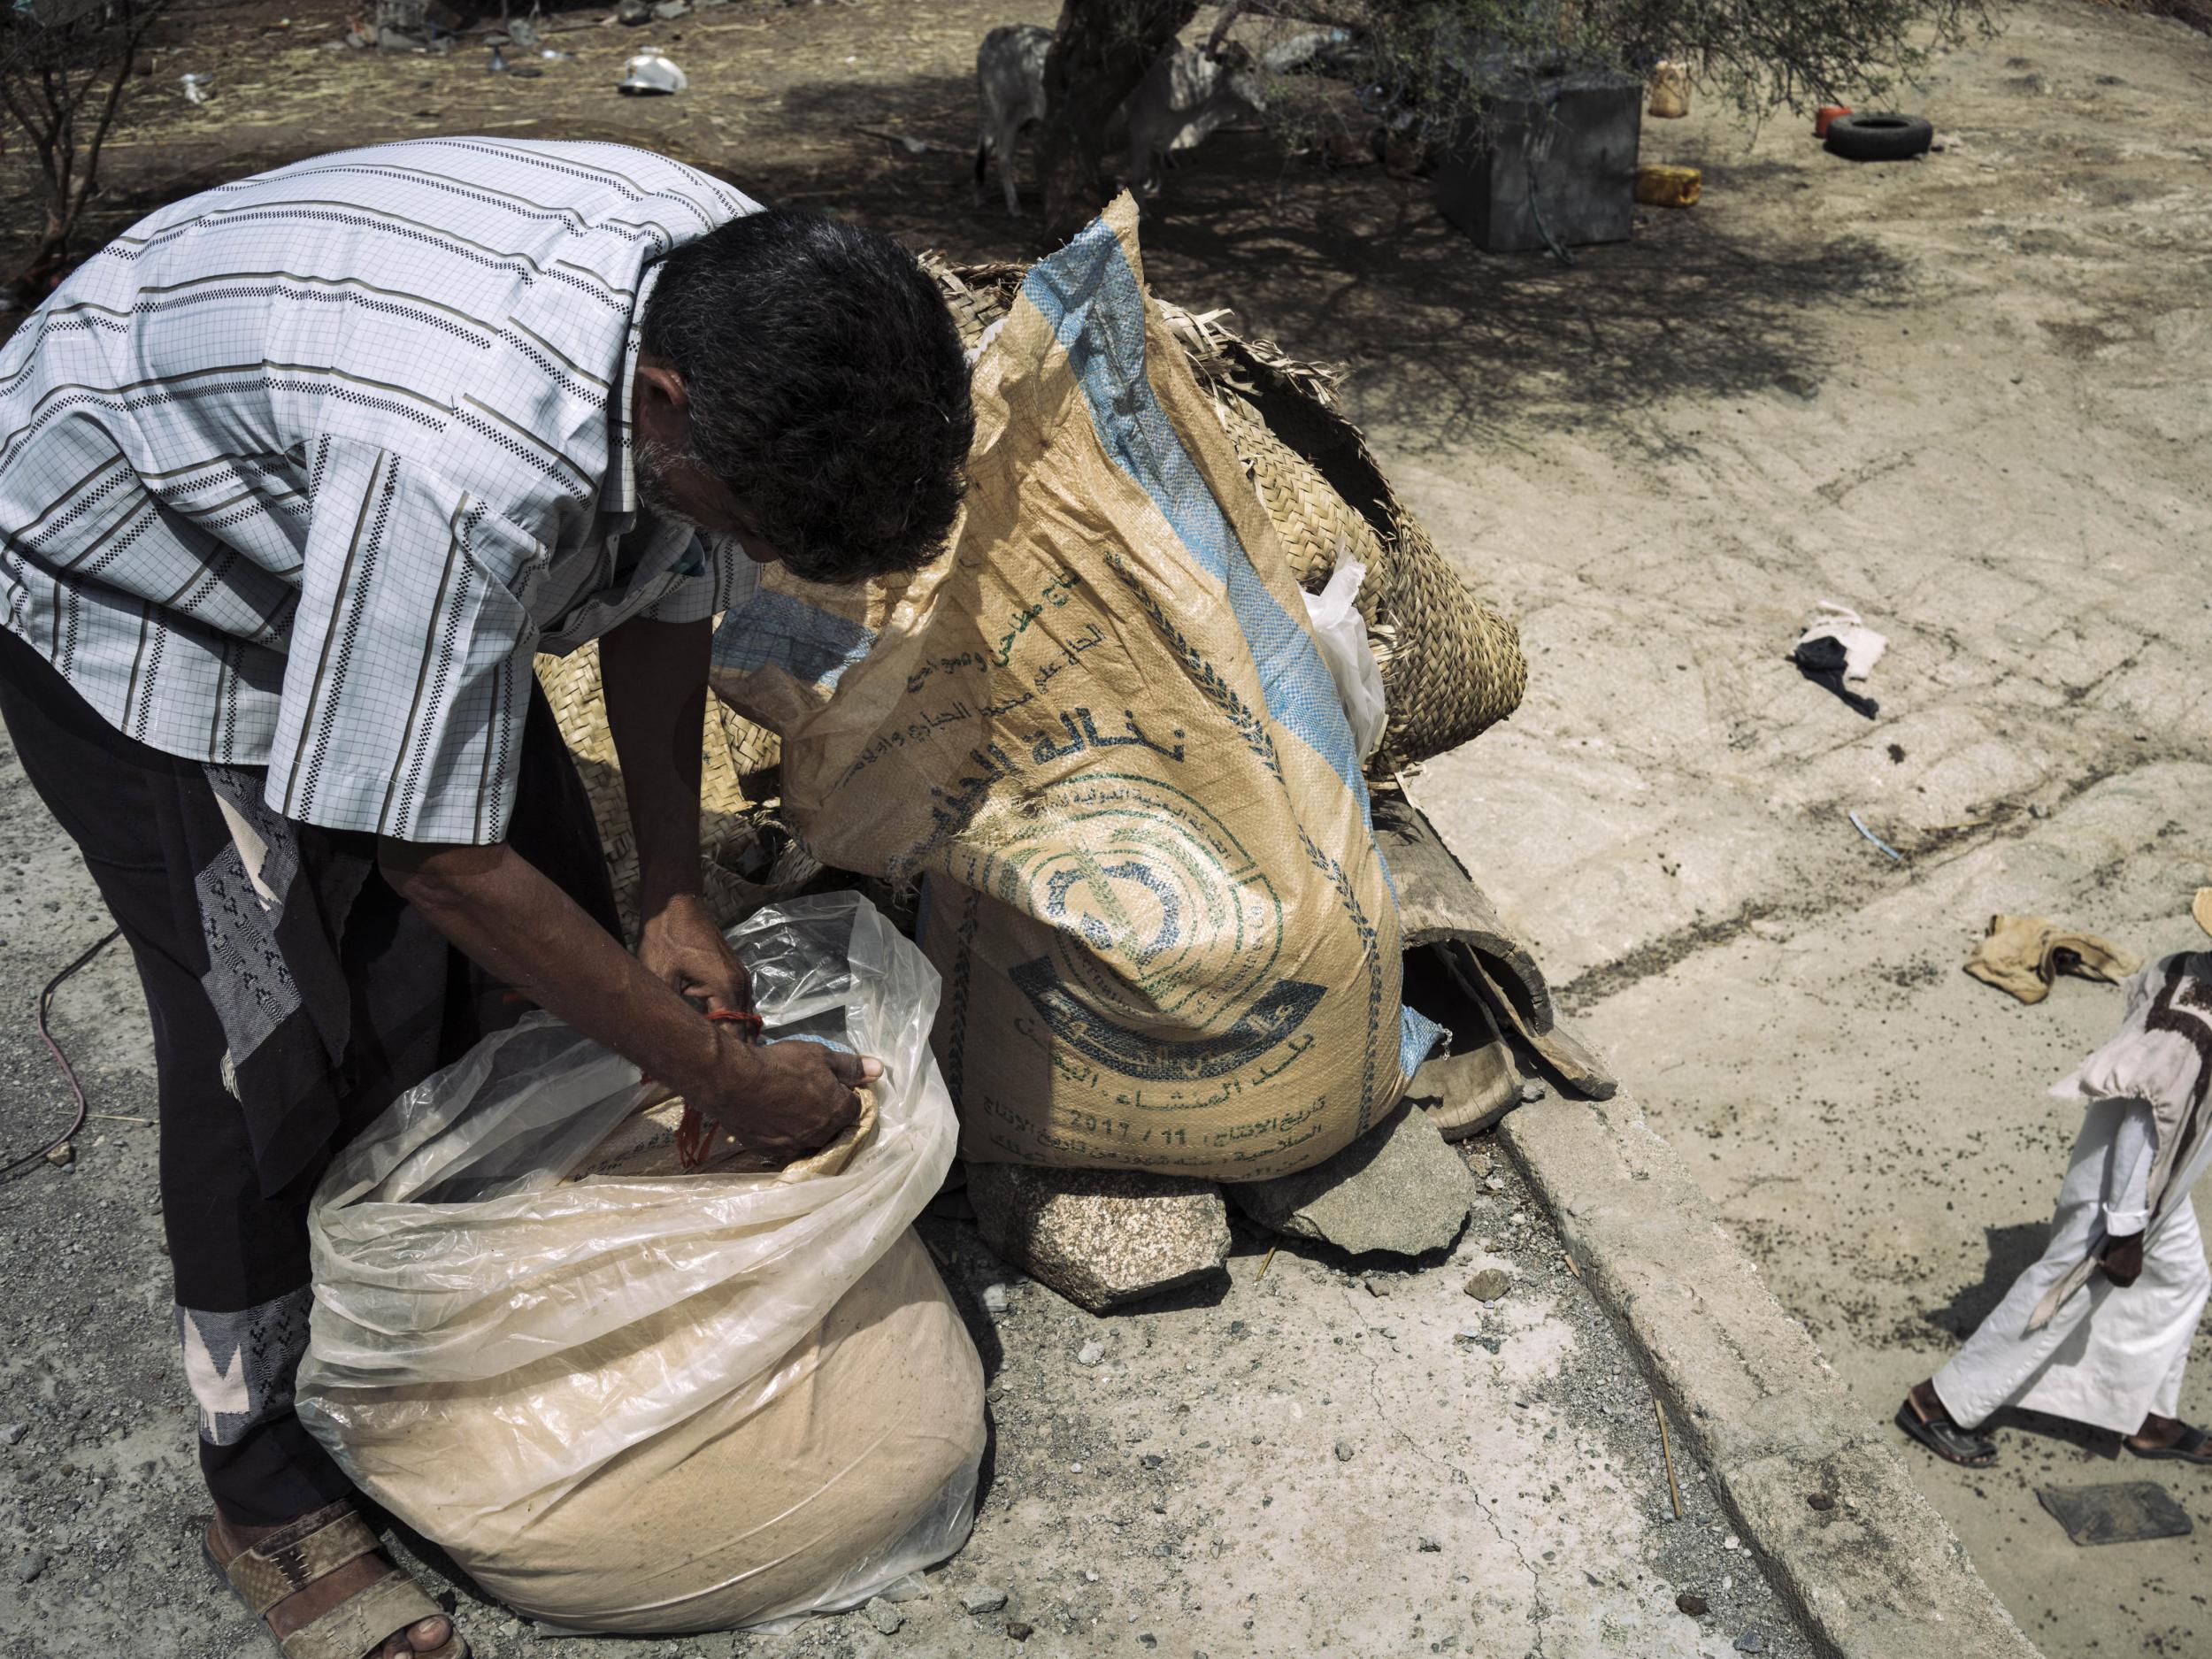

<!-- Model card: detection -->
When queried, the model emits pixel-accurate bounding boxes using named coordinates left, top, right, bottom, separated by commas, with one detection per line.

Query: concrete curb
left=1502, top=1094, right=2043, bottom=1659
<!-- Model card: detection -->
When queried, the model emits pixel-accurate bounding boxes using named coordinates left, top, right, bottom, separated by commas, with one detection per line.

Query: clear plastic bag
left=1302, top=557, right=1389, bottom=761
left=296, top=892, right=981, bottom=1633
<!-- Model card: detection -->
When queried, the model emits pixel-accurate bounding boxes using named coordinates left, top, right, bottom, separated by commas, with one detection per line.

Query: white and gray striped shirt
left=0, top=137, right=761, bottom=843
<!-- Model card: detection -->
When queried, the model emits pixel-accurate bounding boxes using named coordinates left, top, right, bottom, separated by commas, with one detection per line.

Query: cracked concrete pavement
left=1393, top=6, right=2212, bottom=1655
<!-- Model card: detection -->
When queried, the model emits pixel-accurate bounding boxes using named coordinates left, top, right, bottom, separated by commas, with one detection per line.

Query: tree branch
left=1206, top=0, right=1247, bottom=55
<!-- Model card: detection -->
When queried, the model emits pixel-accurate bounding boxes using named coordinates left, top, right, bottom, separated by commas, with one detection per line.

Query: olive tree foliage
left=0, top=0, right=175, bottom=301
left=1035, top=0, right=2003, bottom=234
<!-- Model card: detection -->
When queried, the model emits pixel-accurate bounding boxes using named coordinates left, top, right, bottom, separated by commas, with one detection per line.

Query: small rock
left=650, top=0, right=691, bottom=17
left=961, top=1585, right=1008, bottom=1615
left=1676, top=1592, right=1709, bottom=1617
left=1141, top=1453, right=1164, bottom=1469
left=1464, top=1268, right=1510, bottom=1302
left=1364, top=1278, right=1390, bottom=1298
left=1078, top=1341, right=1104, bottom=1366
left=981, top=1283, right=1010, bottom=1315
left=865, top=1598, right=903, bottom=1635
left=1807, top=1492, right=1835, bottom=1511
left=1733, top=1631, right=1765, bottom=1655
left=1226, top=1102, right=1473, bottom=1258
left=1507, top=1210, right=1526, bottom=1226
left=0, top=1425, right=25, bottom=1448
left=44, top=1142, right=73, bottom=1167
left=1482, top=1175, right=1505, bottom=1193
left=1723, top=1533, right=1740, bottom=1552
left=17, top=1552, right=46, bottom=1584
left=1776, top=371, right=1821, bottom=402
left=1417, top=1535, right=1440, bottom=1553
left=1334, top=1440, right=1356, bottom=1463
left=1006, top=1621, right=1035, bottom=1642
left=1517, top=1079, right=1548, bottom=1103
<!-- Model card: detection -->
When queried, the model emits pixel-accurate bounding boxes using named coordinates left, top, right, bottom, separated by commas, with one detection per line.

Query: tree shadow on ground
left=10, top=41, right=1907, bottom=469
left=740, top=98, right=1910, bottom=463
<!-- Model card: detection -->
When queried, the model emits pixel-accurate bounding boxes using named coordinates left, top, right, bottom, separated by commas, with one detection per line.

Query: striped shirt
left=0, top=138, right=762, bottom=843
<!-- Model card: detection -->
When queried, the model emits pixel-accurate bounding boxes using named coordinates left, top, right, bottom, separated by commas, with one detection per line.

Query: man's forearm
left=599, top=615, right=710, bottom=917
left=379, top=835, right=732, bottom=1093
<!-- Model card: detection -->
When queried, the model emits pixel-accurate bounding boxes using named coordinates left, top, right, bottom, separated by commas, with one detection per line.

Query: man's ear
left=634, top=361, right=692, bottom=449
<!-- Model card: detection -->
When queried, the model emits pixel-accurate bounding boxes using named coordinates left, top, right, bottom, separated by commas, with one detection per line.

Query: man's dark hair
left=641, top=210, right=974, bottom=584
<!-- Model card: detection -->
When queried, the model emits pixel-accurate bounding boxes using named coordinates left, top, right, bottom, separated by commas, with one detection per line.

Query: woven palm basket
left=926, top=257, right=1526, bottom=774
left=533, top=644, right=818, bottom=938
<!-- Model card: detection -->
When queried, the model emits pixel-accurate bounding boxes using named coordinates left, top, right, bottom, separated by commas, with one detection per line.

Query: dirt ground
left=1388, top=4, right=2212, bottom=1657
left=1, top=0, right=2208, bottom=1655
left=0, top=839, right=1820, bottom=1659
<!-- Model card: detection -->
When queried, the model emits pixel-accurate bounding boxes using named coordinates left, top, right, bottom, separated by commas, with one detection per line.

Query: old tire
left=1824, top=113, right=1933, bottom=162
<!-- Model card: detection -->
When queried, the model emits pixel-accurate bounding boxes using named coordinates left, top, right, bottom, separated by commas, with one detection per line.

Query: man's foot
left=1895, top=1379, right=1997, bottom=1467
left=208, top=1506, right=460, bottom=1658
left=2125, top=1414, right=2212, bottom=1463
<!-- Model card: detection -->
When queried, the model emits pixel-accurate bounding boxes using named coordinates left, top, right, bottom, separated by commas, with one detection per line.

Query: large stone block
left=1226, top=1102, right=1474, bottom=1258
left=967, top=1164, right=1232, bottom=1313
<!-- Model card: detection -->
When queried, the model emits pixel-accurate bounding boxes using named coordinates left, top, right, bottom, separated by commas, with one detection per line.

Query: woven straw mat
left=923, top=256, right=1524, bottom=772
left=534, top=643, right=817, bottom=938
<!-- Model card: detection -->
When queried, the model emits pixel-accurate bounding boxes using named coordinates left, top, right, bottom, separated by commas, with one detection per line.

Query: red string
left=3, top=929, right=120, bottom=1180
left=676, top=1009, right=761, bottom=1171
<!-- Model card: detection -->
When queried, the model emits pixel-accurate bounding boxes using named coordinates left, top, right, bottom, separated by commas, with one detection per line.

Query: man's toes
left=404, top=1615, right=452, bottom=1653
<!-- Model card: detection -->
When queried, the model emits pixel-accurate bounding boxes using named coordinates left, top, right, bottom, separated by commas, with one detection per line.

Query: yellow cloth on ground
left=1963, top=913, right=2141, bottom=1005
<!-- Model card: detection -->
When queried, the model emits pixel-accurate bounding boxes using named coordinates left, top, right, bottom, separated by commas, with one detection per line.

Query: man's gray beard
left=633, top=435, right=703, bottom=533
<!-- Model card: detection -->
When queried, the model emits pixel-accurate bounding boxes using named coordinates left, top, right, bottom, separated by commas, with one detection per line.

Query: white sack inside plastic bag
left=1302, top=557, right=1389, bottom=760
left=296, top=892, right=981, bottom=1632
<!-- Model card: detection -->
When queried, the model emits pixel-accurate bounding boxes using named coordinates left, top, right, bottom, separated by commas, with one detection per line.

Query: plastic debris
left=618, top=51, right=687, bottom=95
left=1795, top=603, right=1886, bottom=681
left=1848, top=811, right=1906, bottom=864
left=1791, top=602, right=1886, bottom=718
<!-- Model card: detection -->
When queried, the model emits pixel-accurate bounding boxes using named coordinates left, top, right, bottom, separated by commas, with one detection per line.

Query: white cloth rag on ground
left=1794, top=603, right=1887, bottom=681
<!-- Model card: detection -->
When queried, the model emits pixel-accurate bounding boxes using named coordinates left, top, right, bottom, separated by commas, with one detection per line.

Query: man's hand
left=638, top=892, right=752, bottom=1013
left=681, top=1030, right=880, bottom=1159
left=2101, top=1232, right=2146, bottom=1287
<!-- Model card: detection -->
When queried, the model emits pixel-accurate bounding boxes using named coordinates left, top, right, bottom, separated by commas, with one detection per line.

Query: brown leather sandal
left=204, top=1499, right=467, bottom=1659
